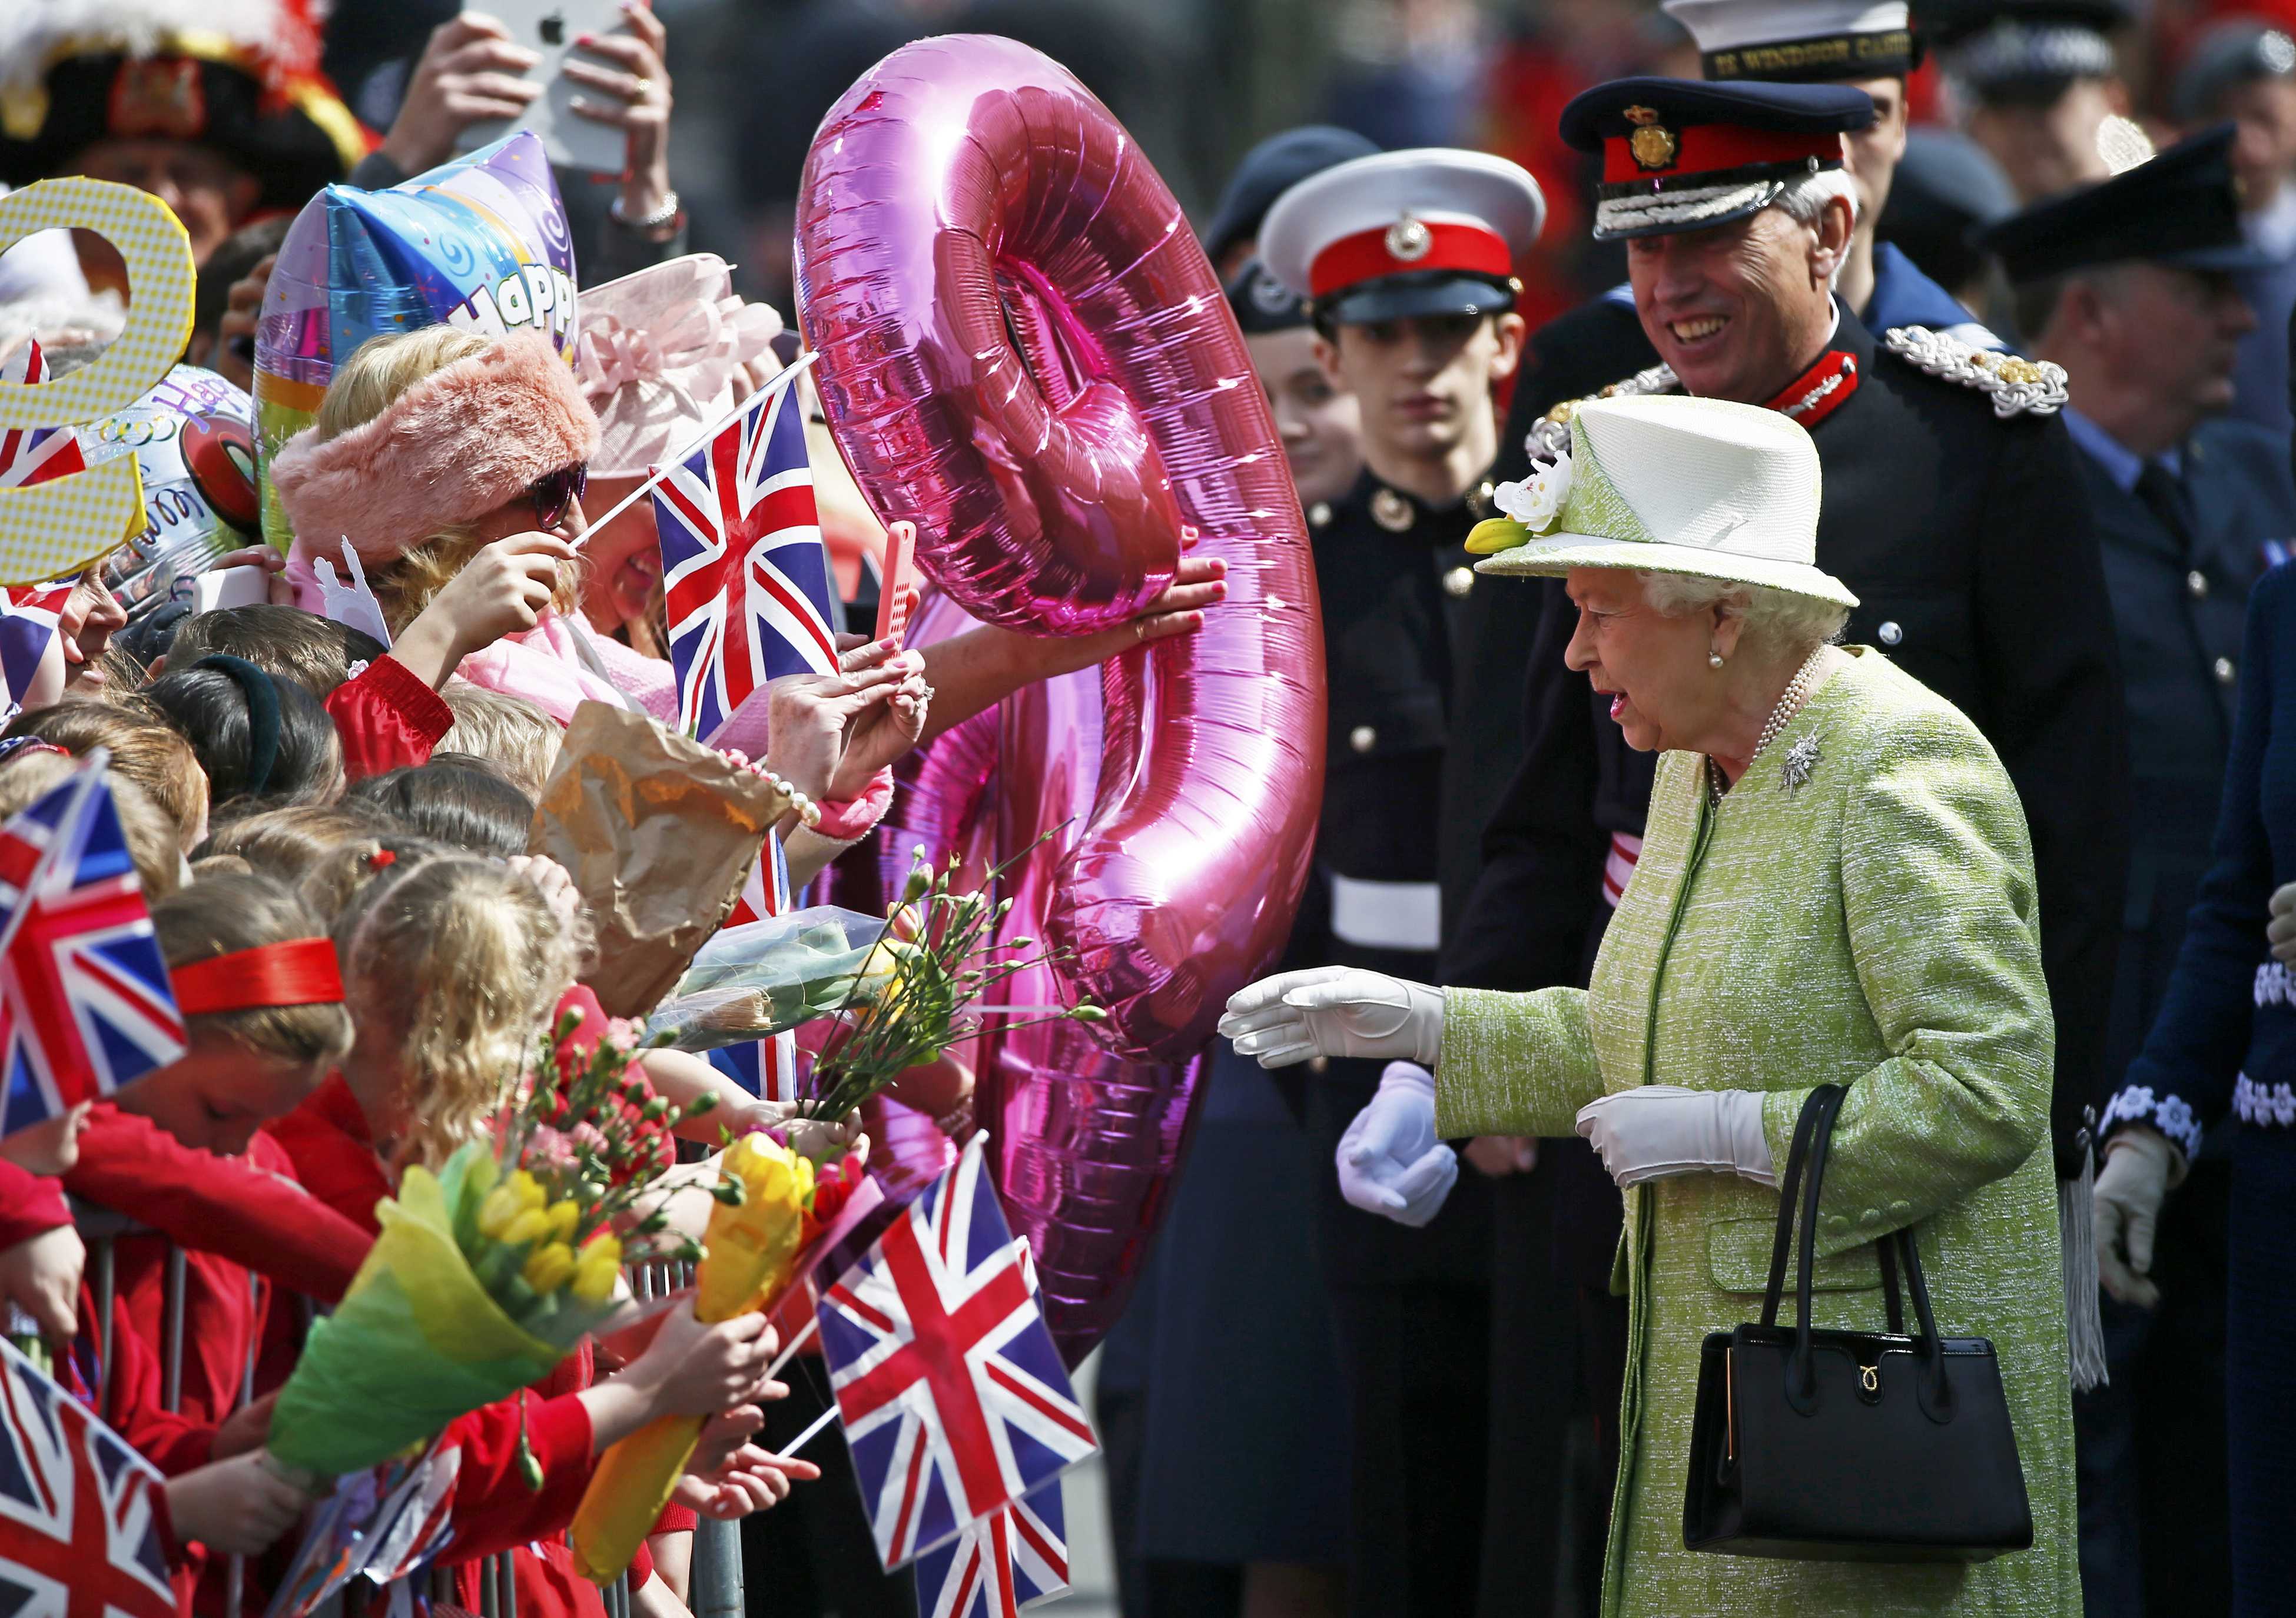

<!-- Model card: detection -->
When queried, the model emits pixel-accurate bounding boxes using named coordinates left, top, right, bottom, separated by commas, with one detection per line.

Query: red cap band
left=171, top=939, right=345, bottom=1016
left=1602, top=124, right=1841, bottom=185
left=1308, top=220, right=1514, bottom=300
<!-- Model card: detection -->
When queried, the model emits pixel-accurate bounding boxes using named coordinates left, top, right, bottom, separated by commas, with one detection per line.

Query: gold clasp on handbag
left=1860, top=1364, right=1880, bottom=1393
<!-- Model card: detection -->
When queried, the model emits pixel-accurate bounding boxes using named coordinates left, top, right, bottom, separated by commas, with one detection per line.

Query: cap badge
left=1384, top=212, right=1433, bottom=262
left=1623, top=105, right=1676, bottom=172
left=1371, top=487, right=1415, bottom=532
left=1249, top=270, right=1295, bottom=315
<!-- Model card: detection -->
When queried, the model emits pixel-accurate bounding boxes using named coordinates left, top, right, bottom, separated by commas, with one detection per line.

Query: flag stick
left=784, top=1400, right=840, bottom=1458
left=575, top=352, right=818, bottom=546
left=765, top=1313, right=818, bottom=1380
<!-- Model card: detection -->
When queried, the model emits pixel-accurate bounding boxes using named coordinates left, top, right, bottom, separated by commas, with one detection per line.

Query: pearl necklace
left=1710, top=646, right=1829, bottom=802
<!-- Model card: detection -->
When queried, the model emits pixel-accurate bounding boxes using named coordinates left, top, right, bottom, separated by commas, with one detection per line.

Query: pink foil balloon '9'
left=798, top=36, right=1325, bottom=1351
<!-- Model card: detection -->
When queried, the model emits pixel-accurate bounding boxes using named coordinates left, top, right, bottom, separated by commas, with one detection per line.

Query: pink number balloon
left=797, top=34, right=1325, bottom=1067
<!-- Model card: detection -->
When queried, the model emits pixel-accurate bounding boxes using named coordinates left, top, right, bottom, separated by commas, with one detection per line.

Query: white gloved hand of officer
left=1218, top=966, right=1445, bottom=1069
left=1574, top=1085, right=1776, bottom=1190
left=1336, top=1062, right=1458, bottom=1228
left=2094, top=1127, right=2184, bottom=1311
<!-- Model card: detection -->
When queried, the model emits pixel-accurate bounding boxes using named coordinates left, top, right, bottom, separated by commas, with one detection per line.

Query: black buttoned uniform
left=1290, top=467, right=1511, bottom=1618
left=2071, top=414, right=2291, bottom=1618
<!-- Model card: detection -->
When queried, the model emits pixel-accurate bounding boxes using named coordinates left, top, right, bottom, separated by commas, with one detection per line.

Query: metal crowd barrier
left=72, top=1214, right=736, bottom=1618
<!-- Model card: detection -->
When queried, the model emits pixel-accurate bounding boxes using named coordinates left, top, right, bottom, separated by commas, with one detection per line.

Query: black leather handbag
left=1682, top=1084, right=2035, bottom=1561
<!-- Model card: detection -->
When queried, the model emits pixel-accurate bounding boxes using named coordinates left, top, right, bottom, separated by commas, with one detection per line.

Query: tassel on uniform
left=2062, top=1113, right=2107, bottom=1393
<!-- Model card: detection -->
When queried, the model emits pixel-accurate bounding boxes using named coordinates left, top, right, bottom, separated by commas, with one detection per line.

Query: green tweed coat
left=1437, top=649, right=2079, bottom=1617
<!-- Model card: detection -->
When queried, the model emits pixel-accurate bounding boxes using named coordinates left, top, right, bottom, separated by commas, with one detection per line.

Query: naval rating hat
left=1973, top=124, right=2271, bottom=282
left=1258, top=148, right=1545, bottom=326
left=1558, top=77, right=1876, bottom=240
left=1225, top=257, right=1310, bottom=334
left=1665, top=0, right=1923, bottom=83
left=1468, top=394, right=1857, bottom=607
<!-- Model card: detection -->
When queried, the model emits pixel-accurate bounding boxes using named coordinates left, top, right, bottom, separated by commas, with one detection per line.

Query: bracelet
left=609, top=190, right=682, bottom=235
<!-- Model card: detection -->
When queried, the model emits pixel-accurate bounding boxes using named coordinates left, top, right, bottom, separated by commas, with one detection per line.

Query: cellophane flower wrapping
left=570, top=1134, right=870, bottom=1583
left=266, top=1143, right=619, bottom=1477
left=647, top=907, right=894, bottom=1051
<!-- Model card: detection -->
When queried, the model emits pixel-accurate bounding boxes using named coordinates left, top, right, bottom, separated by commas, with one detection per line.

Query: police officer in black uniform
left=1256, top=148, right=1546, bottom=1618
left=1980, top=125, right=2296, bottom=1618
left=1444, top=78, right=2129, bottom=1599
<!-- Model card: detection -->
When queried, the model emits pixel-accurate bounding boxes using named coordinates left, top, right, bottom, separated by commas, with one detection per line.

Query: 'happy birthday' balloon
left=253, top=131, right=578, bottom=549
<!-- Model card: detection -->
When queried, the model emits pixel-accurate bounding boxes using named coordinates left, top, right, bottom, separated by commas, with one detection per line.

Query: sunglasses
left=527, top=463, right=589, bottom=531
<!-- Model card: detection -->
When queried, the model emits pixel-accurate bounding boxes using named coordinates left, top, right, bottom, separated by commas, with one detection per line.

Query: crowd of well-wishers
left=0, top=8, right=1240, bottom=1617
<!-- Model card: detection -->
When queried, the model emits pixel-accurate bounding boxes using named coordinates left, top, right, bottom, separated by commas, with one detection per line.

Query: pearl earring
left=1708, top=650, right=1725, bottom=669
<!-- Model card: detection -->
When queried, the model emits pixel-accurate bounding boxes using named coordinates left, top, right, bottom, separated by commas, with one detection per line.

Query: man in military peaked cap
left=1256, top=146, right=1545, bottom=1618
left=1985, top=124, right=2294, bottom=1618
left=1439, top=72, right=2128, bottom=1573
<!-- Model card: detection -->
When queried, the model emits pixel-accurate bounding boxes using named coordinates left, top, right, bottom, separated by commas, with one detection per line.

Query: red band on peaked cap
left=1602, top=123, right=1845, bottom=185
left=1308, top=221, right=1515, bottom=299
left=171, top=939, right=345, bottom=1015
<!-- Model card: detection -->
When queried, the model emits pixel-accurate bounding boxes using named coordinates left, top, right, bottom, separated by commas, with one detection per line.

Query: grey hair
left=1774, top=169, right=1860, bottom=289
left=1637, top=572, right=1850, bottom=660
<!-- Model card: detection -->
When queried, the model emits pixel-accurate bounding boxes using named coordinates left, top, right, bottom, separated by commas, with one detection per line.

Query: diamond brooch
left=1781, top=735, right=1821, bottom=793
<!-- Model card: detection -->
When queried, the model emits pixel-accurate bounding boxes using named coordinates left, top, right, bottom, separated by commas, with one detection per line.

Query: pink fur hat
left=270, top=330, right=601, bottom=572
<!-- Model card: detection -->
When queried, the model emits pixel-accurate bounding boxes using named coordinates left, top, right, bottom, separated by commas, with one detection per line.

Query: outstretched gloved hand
left=1219, top=966, right=1444, bottom=1069
left=1336, top=1063, right=1458, bottom=1228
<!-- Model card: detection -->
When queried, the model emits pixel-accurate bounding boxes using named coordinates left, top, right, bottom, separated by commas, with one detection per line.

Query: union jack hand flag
left=0, top=340, right=88, bottom=492
left=718, top=831, right=798, bottom=1102
left=0, top=757, right=185, bottom=1134
left=0, top=1336, right=175, bottom=1618
left=913, top=1480, right=1069, bottom=1618
left=818, top=1134, right=1098, bottom=1570
left=654, top=373, right=839, bottom=743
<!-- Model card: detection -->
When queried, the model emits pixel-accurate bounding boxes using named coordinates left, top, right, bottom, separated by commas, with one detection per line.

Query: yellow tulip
left=523, top=1241, right=577, bottom=1293
left=501, top=1207, right=553, bottom=1248
left=477, top=1183, right=525, bottom=1239
left=545, top=1199, right=580, bottom=1244
left=571, top=1238, right=622, bottom=1303
left=509, top=1170, right=546, bottom=1210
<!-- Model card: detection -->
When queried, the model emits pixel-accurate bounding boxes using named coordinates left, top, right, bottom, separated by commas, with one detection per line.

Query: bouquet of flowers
left=568, top=1129, right=881, bottom=1581
left=800, top=850, right=1105, bottom=1123
left=266, top=1011, right=711, bottom=1479
left=646, top=907, right=894, bottom=1052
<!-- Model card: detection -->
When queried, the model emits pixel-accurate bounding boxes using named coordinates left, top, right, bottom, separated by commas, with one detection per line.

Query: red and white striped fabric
left=1601, top=832, right=1643, bottom=909
left=726, top=831, right=798, bottom=1102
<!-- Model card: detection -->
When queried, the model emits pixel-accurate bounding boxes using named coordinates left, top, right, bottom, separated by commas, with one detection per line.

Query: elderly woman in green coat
left=1223, top=395, right=2079, bottom=1616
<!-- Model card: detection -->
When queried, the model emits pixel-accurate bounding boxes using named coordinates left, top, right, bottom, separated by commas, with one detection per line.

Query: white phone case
left=454, top=0, right=635, bottom=177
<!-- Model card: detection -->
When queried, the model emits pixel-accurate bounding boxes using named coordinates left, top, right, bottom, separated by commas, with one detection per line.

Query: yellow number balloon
left=0, top=179, right=196, bottom=586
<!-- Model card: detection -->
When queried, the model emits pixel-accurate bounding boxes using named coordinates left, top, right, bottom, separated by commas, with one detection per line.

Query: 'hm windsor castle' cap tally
left=1664, top=0, right=1922, bottom=82
left=1470, top=394, right=1859, bottom=609
left=1257, top=148, right=1545, bottom=327
left=1558, top=78, right=1876, bottom=241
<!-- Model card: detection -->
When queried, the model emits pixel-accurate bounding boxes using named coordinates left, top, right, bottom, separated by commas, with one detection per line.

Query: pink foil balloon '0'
left=798, top=36, right=1325, bottom=1349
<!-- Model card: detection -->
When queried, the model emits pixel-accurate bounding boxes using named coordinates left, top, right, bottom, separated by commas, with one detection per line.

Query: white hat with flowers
left=1468, top=393, right=1858, bottom=608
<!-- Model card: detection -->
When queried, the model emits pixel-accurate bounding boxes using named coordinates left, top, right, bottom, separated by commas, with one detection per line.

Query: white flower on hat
left=1493, top=451, right=1573, bottom=535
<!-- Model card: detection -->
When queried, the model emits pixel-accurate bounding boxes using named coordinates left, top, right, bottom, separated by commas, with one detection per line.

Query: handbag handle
left=1767, top=1085, right=1953, bottom=1417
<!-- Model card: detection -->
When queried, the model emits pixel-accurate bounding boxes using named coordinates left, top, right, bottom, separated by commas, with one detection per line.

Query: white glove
left=1219, top=966, right=1444, bottom=1069
left=2269, top=881, right=2296, bottom=965
left=1573, top=1085, right=1775, bottom=1190
left=2095, top=1128, right=2183, bottom=1310
left=1336, top=1062, right=1458, bottom=1228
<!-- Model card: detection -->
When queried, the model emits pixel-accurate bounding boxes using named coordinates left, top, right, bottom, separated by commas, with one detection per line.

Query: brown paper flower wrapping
left=529, top=702, right=795, bottom=1016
